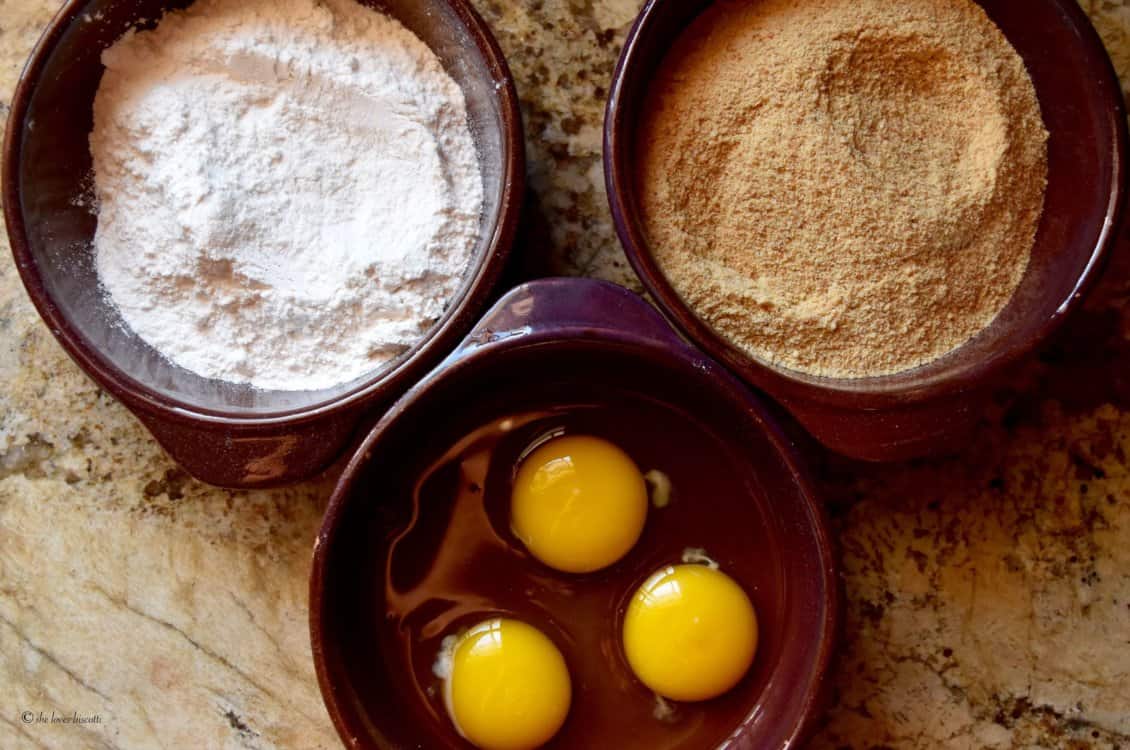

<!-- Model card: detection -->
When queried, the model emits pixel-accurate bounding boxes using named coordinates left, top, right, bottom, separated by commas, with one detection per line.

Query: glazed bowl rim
left=604, top=0, right=1128, bottom=410
left=2, top=0, right=525, bottom=428
left=309, top=293, right=841, bottom=749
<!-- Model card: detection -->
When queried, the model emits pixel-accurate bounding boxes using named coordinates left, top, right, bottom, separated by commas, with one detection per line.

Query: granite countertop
left=3, top=1, right=1130, bottom=748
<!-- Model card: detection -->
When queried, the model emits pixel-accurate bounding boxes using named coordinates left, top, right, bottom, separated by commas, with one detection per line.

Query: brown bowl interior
left=606, top=0, right=1127, bottom=410
left=4, top=0, right=521, bottom=419
left=310, top=332, right=839, bottom=749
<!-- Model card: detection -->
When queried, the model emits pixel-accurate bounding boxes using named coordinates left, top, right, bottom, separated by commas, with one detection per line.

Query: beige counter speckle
left=3, top=1, right=1130, bottom=748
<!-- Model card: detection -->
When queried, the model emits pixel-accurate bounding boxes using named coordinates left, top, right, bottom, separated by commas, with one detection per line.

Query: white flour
left=90, top=0, right=483, bottom=391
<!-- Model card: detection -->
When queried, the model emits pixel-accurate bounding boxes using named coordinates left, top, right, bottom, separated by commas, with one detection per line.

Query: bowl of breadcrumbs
left=606, top=0, right=1127, bottom=461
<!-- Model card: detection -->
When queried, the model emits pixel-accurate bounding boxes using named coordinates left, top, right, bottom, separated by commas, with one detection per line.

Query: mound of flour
left=90, top=0, right=483, bottom=391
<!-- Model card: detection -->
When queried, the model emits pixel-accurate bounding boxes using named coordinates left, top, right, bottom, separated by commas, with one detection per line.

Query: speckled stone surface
left=2, top=1, right=1130, bottom=748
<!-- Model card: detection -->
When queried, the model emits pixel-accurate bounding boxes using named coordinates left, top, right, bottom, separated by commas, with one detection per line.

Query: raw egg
left=439, top=618, right=571, bottom=750
left=622, top=564, right=758, bottom=702
left=511, top=435, right=648, bottom=573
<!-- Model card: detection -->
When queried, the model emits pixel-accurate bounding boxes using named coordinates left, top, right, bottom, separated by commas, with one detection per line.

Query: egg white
left=433, top=634, right=468, bottom=740
left=680, top=547, right=720, bottom=570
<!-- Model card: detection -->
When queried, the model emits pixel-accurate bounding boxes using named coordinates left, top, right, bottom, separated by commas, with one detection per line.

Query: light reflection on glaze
left=385, top=412, right=551, bottom=636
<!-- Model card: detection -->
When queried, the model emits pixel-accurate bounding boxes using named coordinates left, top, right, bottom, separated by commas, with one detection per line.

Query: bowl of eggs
left=309, top=278, right=839, bottom=749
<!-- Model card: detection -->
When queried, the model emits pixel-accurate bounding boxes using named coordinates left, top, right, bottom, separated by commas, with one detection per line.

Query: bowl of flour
left=3, top=0, right=524, bottom=487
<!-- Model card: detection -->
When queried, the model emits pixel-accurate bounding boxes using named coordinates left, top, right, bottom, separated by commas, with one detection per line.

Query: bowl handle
left=450, top=277, right=687, bottom=358
left=776, top=390, right=985, bottom=463
left=133, top=409, right=357, bottom=489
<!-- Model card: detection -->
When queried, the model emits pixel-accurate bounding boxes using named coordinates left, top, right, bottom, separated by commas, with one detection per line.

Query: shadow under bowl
left=3, top=0, right=524, bottom=487
left=605, top=0, right=1127, bottom=462
left=310, top=278, right=840, bottom=749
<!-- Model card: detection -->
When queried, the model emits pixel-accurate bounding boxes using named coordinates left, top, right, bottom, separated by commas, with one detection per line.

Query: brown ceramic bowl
left=606, top=0, right=1127, bottom=462
left=310, top=278, right=840, bottom=749
left=3, top=0, right=524, bottom=487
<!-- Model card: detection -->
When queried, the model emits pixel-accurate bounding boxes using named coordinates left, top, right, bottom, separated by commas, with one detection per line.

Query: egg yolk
left=511, top=435, right=648, bottom=574
left=445, top=618, right=572, bottom=750
left=622, top=564, right=758, bottom=702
